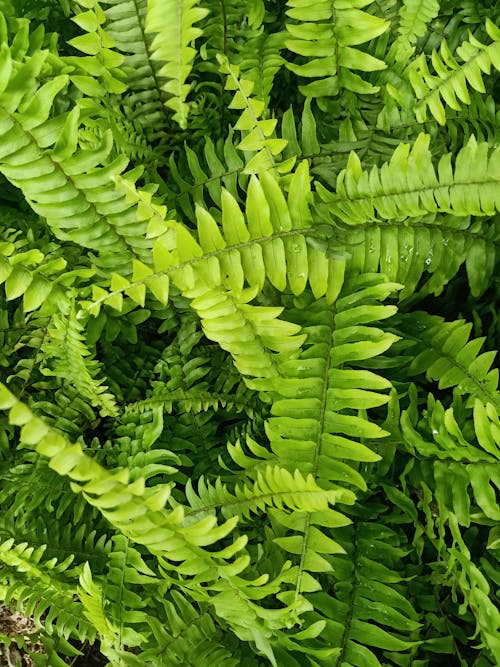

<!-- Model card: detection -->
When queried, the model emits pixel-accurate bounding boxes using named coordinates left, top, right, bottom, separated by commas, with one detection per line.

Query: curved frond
left=409, top=19, right=500, bottom=125
left=401, top=394, right=500, bottom=660
left=0, top=230, right=67, bottom=312
left=41, top=299, right=119, bottom=417
left=0, top=537, right=96, bottom=643
left=0, top=43, right=154, bottom=269
left=237, top=32, right=286, bottom=108
left=395, top=0, right=440, bottom=55
left=91, top=162, right=348, bottom=315
left=168, top=129, right=248, bottom=220
left=396, top=313, right=500, bottom=409
left=102, top=0, right=169, bottom=136
left=0, top=384, right=306, bottom=664
left=184, top=466, right=347, bottom=521
left=218, top=55, right=288, bottom=174
left=142, top=590, right=239, bottom=666
left=64, top=0, right=127, bottom=96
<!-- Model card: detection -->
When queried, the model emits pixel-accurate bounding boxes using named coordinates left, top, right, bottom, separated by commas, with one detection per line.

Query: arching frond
left=409, top=19, right=500, bottom=125
left=64, top=0, right=127, bottom=96
left=0, top=43, right=153, bottom=269
left=396, top=313, right=500, bottom=409
left=326, top=213, right=499, bottom=299
left=392, top=0, right=439, bottom=60
left=0, top=537, right=96, bottom=643
left=41, top=298, right=119, bottom=417
left=88, top=162, right=348, bottom=321
left=102, top=0, right=168, bottom=137
left=184, top=466, right=348, bottom=521
left=218, top=55, right=288, bottom=174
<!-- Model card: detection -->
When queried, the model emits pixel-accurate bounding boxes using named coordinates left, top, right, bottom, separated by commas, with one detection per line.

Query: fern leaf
left=401, top=395, right=500, bottom=659
left=397, top=313, right=500, bottom=409
left=168, top=129, right=248, bottom=220
left=88, top=163, right=346, bottom=337
left=285, top=0, right=388, bottom=97
left=237, top=32, right=286, bottom=107
left=185, top=466, right=350, bottom=520
left=261, top=275, right=401, bottom=595
left=409, top=19, right=500, bottom=125
left=145, top=0, right=209, bottom=129
left=392, top=0, right=439, bottom=60
left=309, top=522, right=420, bottom=666
left=0, top=538, right=96, bottom=643
left=218, top=55, right=288, bottom=173
left=41, top=299, right=119, bottom=418
left=102, top=0, right=168, bottom=136
left=0, top=384, right=302, bottom=661
left=328, top=213, right=499, bottom=299
left=65, top=0, right=127, bottom=95
left=317, top=133, right=500, bottom=223
left=0, top=236, right=67, bottom=312
left=0, top=45, right=155, bottom=269
left=143, top=590, right=239, bottom=666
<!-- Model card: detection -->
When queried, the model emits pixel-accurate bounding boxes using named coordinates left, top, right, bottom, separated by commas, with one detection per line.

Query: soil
left=0, top=605, right=40, bottom=667
left=0, top=606, right=107, bottom=666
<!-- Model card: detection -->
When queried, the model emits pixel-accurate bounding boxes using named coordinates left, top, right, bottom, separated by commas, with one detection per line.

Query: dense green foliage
left=0, top=0, right=499, bottom=664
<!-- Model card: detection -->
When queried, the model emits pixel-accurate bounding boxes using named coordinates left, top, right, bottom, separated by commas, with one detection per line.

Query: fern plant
left=0, top=0, right=499, bottom=665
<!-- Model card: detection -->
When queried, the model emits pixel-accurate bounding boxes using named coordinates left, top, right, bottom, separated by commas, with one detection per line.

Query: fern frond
left=185, top=466, right=350, bottom=521
left=41, top=299, right=119, bottom=417
left=218, top=55, right=289, bottom=174
left=0, top=44, right=155, bottom=268
left=129, top=332, right=258, bottom=417
left=402, top=394, right=499, bottom=463
left=64, top=0, right=127, bottom=96
left=409, top=19, right=500, bottom=125
left=102, top=0, right=169, bottom=137
left=396, top=313, right=500, bottom=409
left=0, top=537, right=96, bottom=642
left=237, top=32, right=286, bottom=108
left=87, top=163, right=345, bottom=344
left=317, top=133, right=500, bottom=224
left=260, top=275, right=401, bottom=596
left=401, top=395, right=500, bottom=660
left=0, top=384, right=306, bottom=664
left=392, top=0, right=439, bottom=60
left=142, top=590, right=239, bottom=666
left=309, top=522, right=420, bottom=666
left=401, top=393, right=500, bottom=529
left=444, top=546, right=500, bottom=660
left=285, top=0, right=388, bottom=97
left=168, top=128, right=248, bottom=220
left=145, top=0, right=209, bottom=129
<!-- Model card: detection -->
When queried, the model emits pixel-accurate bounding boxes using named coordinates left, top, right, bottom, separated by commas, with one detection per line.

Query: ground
left=0, top=606, right=106, bottom=667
